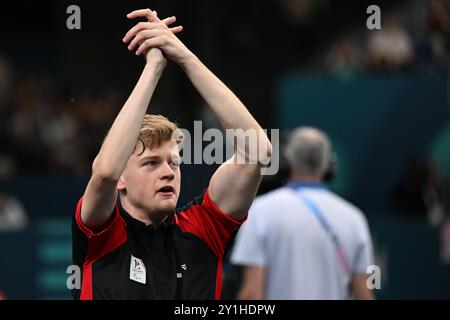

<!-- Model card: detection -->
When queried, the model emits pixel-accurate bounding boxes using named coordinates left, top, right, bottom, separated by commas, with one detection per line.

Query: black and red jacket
left=71, top=188, right=245, bottom=300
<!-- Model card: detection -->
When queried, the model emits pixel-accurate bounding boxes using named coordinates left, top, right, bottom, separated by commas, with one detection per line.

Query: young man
left=71, top=9, right=272, bottom=300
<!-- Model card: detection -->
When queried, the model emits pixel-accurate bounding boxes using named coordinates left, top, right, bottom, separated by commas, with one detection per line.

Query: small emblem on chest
left=130, top=255, right=146, bottom=284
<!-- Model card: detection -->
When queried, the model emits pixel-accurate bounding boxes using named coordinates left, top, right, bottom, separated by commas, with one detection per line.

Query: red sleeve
left=173, top=188, right=247, bottom=258
left=75, top=196, right=121, bottom=237
left=74, top=196, right=127, bottom=265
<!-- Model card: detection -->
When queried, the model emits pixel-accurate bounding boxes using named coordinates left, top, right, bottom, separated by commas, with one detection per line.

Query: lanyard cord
left=289, top=186, right=351, bottom=275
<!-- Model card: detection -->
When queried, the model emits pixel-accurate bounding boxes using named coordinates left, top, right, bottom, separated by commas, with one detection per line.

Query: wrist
left=179, top=52, right=199, bottom=70
left=144, top=59, right=166, bottom=76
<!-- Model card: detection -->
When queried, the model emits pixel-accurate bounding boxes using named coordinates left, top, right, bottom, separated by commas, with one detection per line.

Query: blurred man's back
left=231, top=127, right=374, bottom=300
left=232, top=183, right=372, bottom=299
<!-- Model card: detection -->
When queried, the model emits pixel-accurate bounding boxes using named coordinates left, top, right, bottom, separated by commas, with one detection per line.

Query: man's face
left=118, top=140, right=181, bottom=215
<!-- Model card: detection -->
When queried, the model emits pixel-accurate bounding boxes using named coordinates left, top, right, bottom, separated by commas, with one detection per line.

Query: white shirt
left=230, top=184, right=374, bottom=300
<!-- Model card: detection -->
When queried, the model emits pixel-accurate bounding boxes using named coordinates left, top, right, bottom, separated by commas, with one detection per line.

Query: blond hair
left=135, top=114, right=181, bottom=155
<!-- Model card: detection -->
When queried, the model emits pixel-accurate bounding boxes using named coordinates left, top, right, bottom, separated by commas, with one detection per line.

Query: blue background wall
left=278, top=74, right=450, bottom=211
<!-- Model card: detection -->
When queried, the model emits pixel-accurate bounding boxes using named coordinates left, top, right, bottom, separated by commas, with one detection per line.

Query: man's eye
left=145, top=161, right=157, bottom=166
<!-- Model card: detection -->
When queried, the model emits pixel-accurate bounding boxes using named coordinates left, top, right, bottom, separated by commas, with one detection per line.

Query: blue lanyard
left=287, top=182, right=351, bottom=274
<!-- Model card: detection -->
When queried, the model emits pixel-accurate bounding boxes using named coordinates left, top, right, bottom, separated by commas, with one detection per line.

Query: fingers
left=123, top=11, right=181, bottom=43
left=161, top=16, right=176, bottom=26
left=123, top=22, right=163, bottom=43
left=124, top=9, right=184, bottom=56
left=123, top=22, right=182, bottom=44
left=127, top=8, right=162, bottom=23
left=171, top=25, right=183, bottom=33
left=128, top=29, right=161, bottom=51
left=135, top=37, right=166, bottom=56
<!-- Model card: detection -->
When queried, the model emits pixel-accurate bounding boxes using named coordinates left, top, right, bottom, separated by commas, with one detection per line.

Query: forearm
left=182, top=56, right=271, bottom=217
left=237, top=286, right=264, bottom=300
left=93, top=62, right=165, bottom=179
left=351, top=274, right=375, bottom=300
left=182, top=56, right=258, bottom=131
left=181, top=55, right=272, bottom=163
left=182, top=56, right=272, bottom=164
left=237, top=266, right=266, bottom=300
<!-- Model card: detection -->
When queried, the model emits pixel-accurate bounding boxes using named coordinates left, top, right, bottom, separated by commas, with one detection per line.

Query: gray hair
left=283, top=127, right=332, bottom=176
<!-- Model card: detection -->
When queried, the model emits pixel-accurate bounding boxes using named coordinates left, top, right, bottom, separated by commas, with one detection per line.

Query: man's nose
left=160, top=161, right=175, bottom=180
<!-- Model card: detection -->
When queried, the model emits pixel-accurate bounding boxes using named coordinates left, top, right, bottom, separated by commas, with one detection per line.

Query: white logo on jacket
left=130, top=255, right=146, bottom=284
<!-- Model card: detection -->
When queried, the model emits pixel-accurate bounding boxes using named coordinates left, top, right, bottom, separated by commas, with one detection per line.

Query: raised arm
left=81, top=13, right=181, bottom=230
left=124, top=9, right=273, bottom=220
left=181, top=55, right=273, bottom=221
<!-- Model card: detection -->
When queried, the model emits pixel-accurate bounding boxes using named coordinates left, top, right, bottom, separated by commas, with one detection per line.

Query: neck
left=120, top=195, right=168, bottom=228
left=288, top=172, right=323, bottom=183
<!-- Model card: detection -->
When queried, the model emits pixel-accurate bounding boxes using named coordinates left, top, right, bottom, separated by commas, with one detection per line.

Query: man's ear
left=118, top=157, right=131, bottom=191
left=117, top=175, right=126, bottom=191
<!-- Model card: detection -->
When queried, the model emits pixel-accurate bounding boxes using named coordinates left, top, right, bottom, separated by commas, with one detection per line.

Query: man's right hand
left=142, top=11, right=169, bottom=67
left=122, top=9, right=183, bottom=67
left=123, top=9, right=195, bottom=67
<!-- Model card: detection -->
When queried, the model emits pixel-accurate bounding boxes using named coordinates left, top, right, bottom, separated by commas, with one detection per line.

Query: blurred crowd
left=0, top=59, right=122, bottom=177
left=325, top=0, right=450, bottom=76
left=390, top=157, right=450, bottom=225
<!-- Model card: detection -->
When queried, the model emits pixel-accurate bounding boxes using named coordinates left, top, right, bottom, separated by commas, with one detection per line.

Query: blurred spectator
left=0, top=192, right=28, bottom=231
left=231, top=127, right=375, bottom=299
left=390, top=157, right=445, bottom=225
left=439, top=170, right=450, bottom=263
left=41, top=104, right=79, bottom=171
left=443, top=168, right=450, bottom=217
left=427, top=0, right=450, bottom=33
left=367, top=14, right=414, bottom=70
left=279, top=0, right=328, bottom=26
left=0, top=55, right=14, bottom=175
left=426, top=0, right=450, bottom=67
left=325, top=36, right=367, bottom=78
left=0, top=54, right=13, bottom=108
left=441, top=217, right=450, bottom=264
left=0, top=155, right=16, bottom=178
